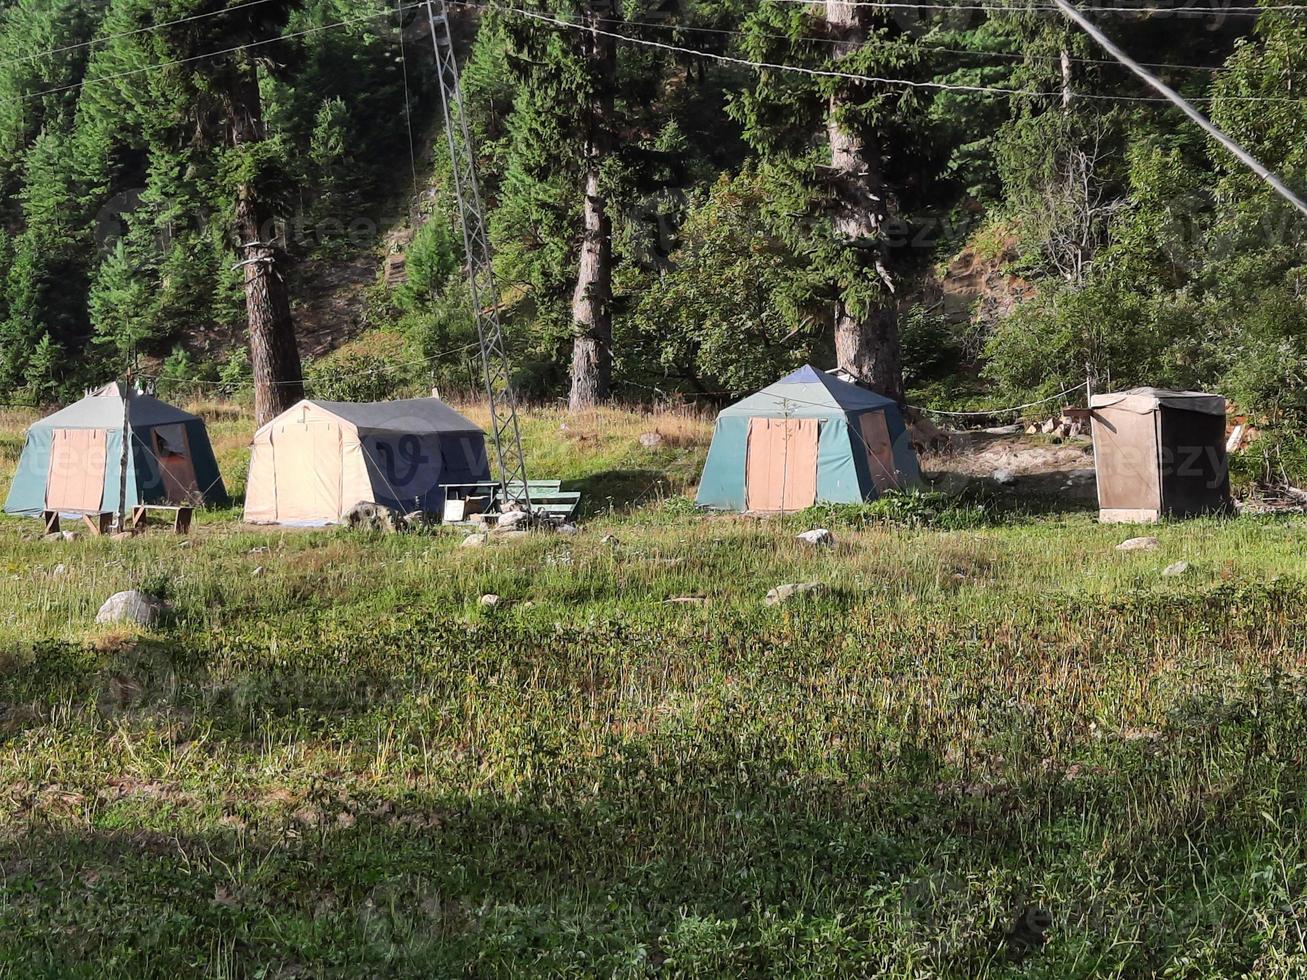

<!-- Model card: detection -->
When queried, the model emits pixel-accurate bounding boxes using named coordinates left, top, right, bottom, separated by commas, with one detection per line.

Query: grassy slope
left=0, top=405, right=1305, bottom=976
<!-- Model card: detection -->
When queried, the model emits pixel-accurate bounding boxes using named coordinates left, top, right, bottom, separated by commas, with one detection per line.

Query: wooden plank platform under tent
left=43, top=510, right=113, bottom=536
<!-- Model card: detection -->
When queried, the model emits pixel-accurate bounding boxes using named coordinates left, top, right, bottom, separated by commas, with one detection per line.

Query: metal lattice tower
left=425, top=0, right=532, bottom=513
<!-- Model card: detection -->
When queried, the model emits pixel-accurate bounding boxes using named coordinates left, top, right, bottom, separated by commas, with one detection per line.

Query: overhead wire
left=456, top=1, right=1307, bottom=104
left=396, top=0, right=423, bottom=209
left=579, top=14, right=1228, bottom=72
left=765, top=0, right=1307, bottom=14
left=21, top=0, right=430, bottom=103
left=0, top=0, right=277, bottom=71
left=7, top=0, right=1298, bottom=107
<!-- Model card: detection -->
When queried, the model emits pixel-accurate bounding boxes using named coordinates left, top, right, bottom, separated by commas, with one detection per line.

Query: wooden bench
left=129, top=505, right=193, bottom=534
left=441, top=480, right=583, bottom=523
left=502, top=481, right=582, bottom=520
left=43, top=510, right=113, bottom=536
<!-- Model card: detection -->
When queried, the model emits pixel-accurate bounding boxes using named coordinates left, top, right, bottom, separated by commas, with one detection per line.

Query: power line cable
left=22, top=1, right=428, bottom=103
left=0, top=0, right=1230, bottom=81
left=396, top=0, right=423, bottom=209
left=567, top=11, right=1229, bottom=72
left=459, top=1, right=1307, bottom=104
left=1052, top=0, right=1307, bottom=216
left=0, top=0, right=277, bottom=72
left=7, top=0, right=1293, bottom=108
left=766, top=0, right=1307, bottom=14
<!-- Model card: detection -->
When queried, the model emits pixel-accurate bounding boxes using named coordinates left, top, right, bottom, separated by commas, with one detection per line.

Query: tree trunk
left=568, top=0, right=617, bottom=413
left=228, top=61, right=303, bottom=428
left=825, top=0, right=904, bottom=402
left=1061, top=46, right=1074, bottom=109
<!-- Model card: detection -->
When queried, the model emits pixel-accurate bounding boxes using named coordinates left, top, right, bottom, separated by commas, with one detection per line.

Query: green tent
left=696, top=365, right=920, bottom=512
left=4, top=383, right=226, bottom=518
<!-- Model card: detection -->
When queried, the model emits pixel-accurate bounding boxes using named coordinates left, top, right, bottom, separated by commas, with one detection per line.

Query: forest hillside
left=0, top=0, right=1304, bottom=444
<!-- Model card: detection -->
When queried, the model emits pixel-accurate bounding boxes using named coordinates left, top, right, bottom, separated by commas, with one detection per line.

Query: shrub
left=795, top=490, right=994, bottom=531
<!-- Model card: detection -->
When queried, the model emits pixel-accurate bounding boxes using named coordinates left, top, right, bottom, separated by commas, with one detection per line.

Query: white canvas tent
left=244, top=397, right=489, bottom=525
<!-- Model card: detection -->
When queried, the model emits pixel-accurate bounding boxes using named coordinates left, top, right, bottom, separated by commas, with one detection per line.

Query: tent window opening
left=151, top=424, right=201, bottom=502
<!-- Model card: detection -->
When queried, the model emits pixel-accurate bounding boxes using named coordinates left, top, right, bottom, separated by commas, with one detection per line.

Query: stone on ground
left=796, top=528, right=835, bottom=547
left=765, top=582, right=823, bottom=606
left=1162, top=561, right=1191, bottom=577
left=638, top=432, right=664, bottom=448
left=991, top=469, right=1016, bottom=485
left=460, top=533, right=488, bottom=549
left=95, top=590, right=163, bottom=627
left=480, top=594, right=501, bottom=608
left=497, top=510, right=529, bottom=530
left=1116, top=536, right=1159, bottom=552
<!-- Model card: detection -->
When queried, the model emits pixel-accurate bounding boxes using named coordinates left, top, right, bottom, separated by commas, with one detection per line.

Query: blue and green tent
left=4, top=383, right=226, bottom=518
left=696, top=366, right=920, bottom=512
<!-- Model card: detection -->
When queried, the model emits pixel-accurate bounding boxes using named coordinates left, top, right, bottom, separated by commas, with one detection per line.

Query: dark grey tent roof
left=312, top=397, right=483, bottom=434
left=30, top=383, right=198, bottom=431
left=719, top=365, right=899, bottom=419
left=1090, top=388, right=1226, bottom=416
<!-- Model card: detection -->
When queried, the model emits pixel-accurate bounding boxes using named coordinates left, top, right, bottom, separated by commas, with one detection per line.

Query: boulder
left=1162, top=561, right=1190, bottom=578
left=556, top=523, right=580, bottom=536
left=95, top=590, right=162, bottom=627
left=460, top=533, right=488, bottom=549
left=765, top=582, right=823, bottom=606
left=796, top=528, right=835, bottom=548
left=497, top=509, right=529, bottom=530
left=991, top=469, right=1017, bottom=486
left=1116, top=536, right=1159, bottom=552
left=638, top=431, right=664, bottom=449
left=345, top=502, right=408, bottom=533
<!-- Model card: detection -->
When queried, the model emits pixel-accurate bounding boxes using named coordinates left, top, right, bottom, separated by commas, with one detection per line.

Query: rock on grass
left=1116, top=536, right=1159, bottom=552
left=95, top=591, right=162, bottom=627
left=765, top=582, right=823, bottom=606
left=796, top=528, right=834, bottom=548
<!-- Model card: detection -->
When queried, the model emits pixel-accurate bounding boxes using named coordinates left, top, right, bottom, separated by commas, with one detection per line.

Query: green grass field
left=0, top=404, right=1305, bottom=977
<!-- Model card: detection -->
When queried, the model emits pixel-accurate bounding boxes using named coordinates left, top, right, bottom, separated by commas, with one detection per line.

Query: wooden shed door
left=857, top=410, right=900, bottom=494
left=1091, top=408, right=1161, bottom=512
left=745, top=418, right=819, bottom=512
left=46, top=428, right=108, bottom=512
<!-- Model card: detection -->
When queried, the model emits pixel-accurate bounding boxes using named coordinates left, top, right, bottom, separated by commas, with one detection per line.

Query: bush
left=795, top=490, right=994, bottom=531
left=305, top=350, right=412, bottom=403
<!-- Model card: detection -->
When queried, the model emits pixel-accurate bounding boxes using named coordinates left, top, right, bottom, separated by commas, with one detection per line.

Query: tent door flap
left=46, top=428, right=108, bottom=513
left=745, top=418, right=819, bottom=512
